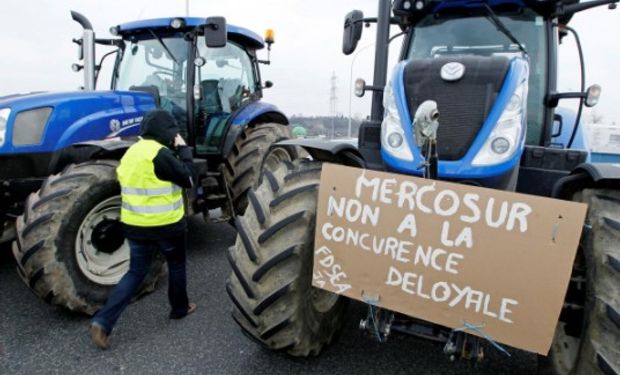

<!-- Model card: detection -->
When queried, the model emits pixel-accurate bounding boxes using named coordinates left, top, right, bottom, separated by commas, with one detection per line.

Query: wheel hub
left=90, top=219, right=124, bottom=254
left=75, top=196, right=129, bottom=285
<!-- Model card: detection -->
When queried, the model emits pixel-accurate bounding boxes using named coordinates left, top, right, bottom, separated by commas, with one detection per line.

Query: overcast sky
left=0, top=0, right=618, bottom=124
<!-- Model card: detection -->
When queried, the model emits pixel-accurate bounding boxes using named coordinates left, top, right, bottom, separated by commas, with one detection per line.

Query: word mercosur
left=352, top=174, right=533, bottom=232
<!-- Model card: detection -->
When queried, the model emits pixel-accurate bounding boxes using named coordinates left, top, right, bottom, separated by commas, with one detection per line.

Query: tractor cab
left=77, top=16, right=271, bottom=156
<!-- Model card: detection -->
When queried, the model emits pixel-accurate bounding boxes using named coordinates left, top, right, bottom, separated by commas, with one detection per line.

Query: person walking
left=89, top=109, right=196, bottom=350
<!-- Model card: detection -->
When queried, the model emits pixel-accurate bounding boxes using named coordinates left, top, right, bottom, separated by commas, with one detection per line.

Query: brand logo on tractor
left=109, top=116, right=143, bottom=133
left=440, top=62, right=465, bottom=82
left=109, top=119, right=121, bottom=132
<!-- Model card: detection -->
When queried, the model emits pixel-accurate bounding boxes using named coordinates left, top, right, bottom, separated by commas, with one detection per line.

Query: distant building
left=584, top=123, right=620, bottom=162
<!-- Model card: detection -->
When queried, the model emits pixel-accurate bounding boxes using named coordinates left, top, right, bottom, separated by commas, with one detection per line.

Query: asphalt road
left=0, top=216, right=537, bottom=375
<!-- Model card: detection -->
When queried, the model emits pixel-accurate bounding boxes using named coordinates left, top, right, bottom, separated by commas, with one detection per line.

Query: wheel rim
left=310, top=287, right=340, bottom=313
left=549, top=322, right=581, bottom=375
left=262, top=147, right=294, bottom=173
left=75, top=196, right=129, bottom=285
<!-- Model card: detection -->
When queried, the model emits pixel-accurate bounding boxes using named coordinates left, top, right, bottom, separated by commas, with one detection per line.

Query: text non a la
left=397, top=215, right=473, bottom=249
left=440, top=221, right=473, bottom=249
left=327, top=196, right=380, bottom=227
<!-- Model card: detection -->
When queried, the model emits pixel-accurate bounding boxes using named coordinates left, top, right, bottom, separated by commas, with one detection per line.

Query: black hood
left=140, top=109, right=180, bottom=147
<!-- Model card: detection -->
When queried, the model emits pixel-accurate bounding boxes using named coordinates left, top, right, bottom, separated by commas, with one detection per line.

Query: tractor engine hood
left=381, top=55, right=530, bottom=181
left=0, top=90, right=156, bottom=155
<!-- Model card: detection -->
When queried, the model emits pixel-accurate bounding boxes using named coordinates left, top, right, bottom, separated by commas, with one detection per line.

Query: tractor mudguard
left=230, top=102, right=289, bottom=128
left=73, top=138, right=137, bottom=152
left=52, top=138, right=136, bottom=172
left=552, top=162, right=620, bottom=199
left=221, top=126, right=243, bottom=158
left=275, top=139, right=365, bottom=167
left=60, top=138, right=207, bottom=177
left=221, top=103, right=289, bottom=158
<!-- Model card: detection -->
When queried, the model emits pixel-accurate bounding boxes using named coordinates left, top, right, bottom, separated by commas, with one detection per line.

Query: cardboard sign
left=312, top=164, right=587, bottom=355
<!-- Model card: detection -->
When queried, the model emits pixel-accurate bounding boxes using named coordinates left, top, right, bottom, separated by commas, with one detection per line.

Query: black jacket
left=123, top=110, right=196, bottom=240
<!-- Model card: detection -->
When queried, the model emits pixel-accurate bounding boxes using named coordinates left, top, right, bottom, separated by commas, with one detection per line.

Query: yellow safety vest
left=117, top=139, right=184, bottom=227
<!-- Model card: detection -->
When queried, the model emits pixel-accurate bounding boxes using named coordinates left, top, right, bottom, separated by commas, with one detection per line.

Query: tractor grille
left=403, top=56, right=510, bottom=160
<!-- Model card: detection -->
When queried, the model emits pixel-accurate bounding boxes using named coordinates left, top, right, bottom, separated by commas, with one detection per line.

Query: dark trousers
left=92, top=235, right=189, bottom=333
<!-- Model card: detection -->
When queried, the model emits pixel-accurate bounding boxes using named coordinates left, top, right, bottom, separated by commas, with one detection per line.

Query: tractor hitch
left=360, top=306, right=487, bottom=362
left=359, top=303, right=394, bottom=342
left=443, top=331, right=485, bottom=362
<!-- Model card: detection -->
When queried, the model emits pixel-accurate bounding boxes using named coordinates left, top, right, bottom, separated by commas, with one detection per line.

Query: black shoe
left=169, top=302, right=197, bottom=320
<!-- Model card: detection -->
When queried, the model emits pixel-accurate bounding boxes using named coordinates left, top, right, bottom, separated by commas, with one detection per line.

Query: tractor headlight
left=491, top=137, right=510, bottom=154
left=387, top=132, right=404, bottom=148
left=381, top=80, right=414, bottom=162
left=0, top=108, right=11, bottom=147
left=472, top=81, right=527, bottom=166
left=12, top=107, right=53, bottom=146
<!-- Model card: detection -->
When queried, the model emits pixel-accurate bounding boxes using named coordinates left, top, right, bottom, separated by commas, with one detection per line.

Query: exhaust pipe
left=71, top=11, right=96, bottom=91
left=369, top=0, right=392, bottom=122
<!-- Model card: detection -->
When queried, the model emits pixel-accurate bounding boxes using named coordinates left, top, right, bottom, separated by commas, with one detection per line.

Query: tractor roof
left=394, top=0, right=582, bottom=24
left=116, top=17, right=265, bottom=49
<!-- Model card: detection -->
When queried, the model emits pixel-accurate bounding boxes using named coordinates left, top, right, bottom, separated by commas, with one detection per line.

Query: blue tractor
left=2, top=12, right=294, bottom=314
left=226, top=0, right=619, bottom=373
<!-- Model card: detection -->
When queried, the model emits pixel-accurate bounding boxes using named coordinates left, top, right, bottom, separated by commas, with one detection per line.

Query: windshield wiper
left=148, top=29, right=178, bottom=64
left=482, top=3, right=529, bottom=58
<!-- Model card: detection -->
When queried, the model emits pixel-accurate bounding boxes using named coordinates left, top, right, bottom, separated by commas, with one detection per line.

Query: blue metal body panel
left=117, top=17, right=264, bottom=49
left=381, top=58, right=529, bottom=179
left=0, top=89, right=286, bottom=156
left=551, top=107, right=588, bottom=151
left=230, top=101, right=287, bottom=126
left=0, top=91, right=155, bottom=155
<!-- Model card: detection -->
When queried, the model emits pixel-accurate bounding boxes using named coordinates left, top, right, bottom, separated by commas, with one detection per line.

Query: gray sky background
left=0, top=0, right=618, bottom=124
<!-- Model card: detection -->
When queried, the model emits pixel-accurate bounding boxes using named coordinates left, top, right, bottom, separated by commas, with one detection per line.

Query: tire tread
left=226, top=159, right=346, bottom=357
left=12, top=159, right=164, bottom=315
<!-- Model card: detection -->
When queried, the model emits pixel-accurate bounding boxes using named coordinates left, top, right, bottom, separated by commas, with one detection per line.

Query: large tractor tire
left=223, top=123, right=295, bottom=216
left=539, top=188, right=620, bottom=375
left=227, top=159, right=347, bottom=356
left=12, top=160, right=165, bottom=315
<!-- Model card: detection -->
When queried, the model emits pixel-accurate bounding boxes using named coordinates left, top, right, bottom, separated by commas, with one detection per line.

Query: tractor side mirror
left=547, top=84, right=603, bottom=108
left=204, top=17, right=227, bottom=48
left=585, top=84, right=601, bottom=107
left=343, top=10, right=364, bottom=55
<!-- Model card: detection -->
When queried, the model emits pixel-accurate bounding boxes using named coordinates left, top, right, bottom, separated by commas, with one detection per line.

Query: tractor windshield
left=406, top=9, right=547, bottom=145
left=114, top=36, right=189, bottom=133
